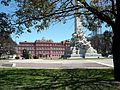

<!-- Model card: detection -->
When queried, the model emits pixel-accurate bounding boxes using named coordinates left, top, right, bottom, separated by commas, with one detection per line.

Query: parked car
left=108, top=55, right=113, bottom=58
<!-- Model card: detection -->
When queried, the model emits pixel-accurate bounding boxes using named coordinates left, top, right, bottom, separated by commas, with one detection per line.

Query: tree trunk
left=112, top=0, right=120, bottom=81
left=112, top=32, right=120, bottom=81
left=112, top=19, right=120, bottom=81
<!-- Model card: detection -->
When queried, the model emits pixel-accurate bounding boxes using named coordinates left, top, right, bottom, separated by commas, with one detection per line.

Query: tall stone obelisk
left=69, top=0, right=83, bottom=57
left=64, top=0, right=83, bottom=58
left=74, top=0, right=82, bottom=34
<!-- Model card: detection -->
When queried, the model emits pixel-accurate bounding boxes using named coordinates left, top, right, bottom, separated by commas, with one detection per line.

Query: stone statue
left=64, top=0, right=102, bottom=58
left=64, top=12, right=101, bottom=58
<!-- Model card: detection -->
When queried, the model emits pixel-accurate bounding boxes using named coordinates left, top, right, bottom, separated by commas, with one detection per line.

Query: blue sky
left=12, top=19, right=75, bottom=43
left=12, top=18, right=92, bottom=43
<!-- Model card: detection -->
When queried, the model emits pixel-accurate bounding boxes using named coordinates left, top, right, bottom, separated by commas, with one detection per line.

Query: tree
left=90, top=31, right=112, bottom=56
left=22, top=49, right=29, bottom=59
left=0, top=33, right=17, bottom=58
left=103, top=30, right=112, bottom=56
left=0, top=12, right=17, bottom=58
left=1, top=0, right=120, bottom=81
left=90, top=35, right=103, bottom=54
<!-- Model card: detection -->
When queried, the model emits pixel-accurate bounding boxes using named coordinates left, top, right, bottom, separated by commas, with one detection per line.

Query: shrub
left=33, top=56, right=39, bottom=59
left=15, top=57, right=19, bottom=59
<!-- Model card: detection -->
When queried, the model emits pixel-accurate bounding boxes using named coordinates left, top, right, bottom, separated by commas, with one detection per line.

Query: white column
left=74, top=0, right=82, bottom=34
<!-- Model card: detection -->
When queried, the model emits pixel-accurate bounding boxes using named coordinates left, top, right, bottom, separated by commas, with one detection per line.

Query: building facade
left=17, top=39, right=69, bottom=59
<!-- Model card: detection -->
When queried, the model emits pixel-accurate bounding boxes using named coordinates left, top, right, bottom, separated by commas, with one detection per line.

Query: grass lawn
left=0, top=68, right=120, bottom=90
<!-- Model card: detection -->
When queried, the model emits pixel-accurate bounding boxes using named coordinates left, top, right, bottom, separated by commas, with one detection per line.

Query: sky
left=12, top=19, right=76, bottom=43
left=0, top=1, right=110, bottom=44
left=12, top=18, right=92, bottom=43
left=0, top=1, right=92, bottom=44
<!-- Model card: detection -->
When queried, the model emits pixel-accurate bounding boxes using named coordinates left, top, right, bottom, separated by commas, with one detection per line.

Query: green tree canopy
left=0, top=12, right=17, bottom=58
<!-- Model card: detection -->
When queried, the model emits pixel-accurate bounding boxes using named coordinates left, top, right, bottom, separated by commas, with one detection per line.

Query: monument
left=64, top=2, right=102, bottom=58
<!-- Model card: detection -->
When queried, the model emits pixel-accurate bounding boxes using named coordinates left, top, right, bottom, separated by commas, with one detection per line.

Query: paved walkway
left=0, top=59, right=113, bottom=69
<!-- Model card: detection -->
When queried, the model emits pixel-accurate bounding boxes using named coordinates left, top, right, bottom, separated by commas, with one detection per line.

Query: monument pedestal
left=70, top=54, right=83, bottom=58
left=68, top=53, right=102, bottom=59
left=85, top=53, right=102, bottom=58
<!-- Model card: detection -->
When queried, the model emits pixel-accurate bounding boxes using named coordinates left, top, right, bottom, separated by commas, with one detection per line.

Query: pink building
left=16, top=39, right=69, bottom=58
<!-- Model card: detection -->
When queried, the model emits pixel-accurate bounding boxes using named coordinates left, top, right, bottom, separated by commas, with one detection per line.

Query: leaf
left=80, top=0, right=85, bottom=3
left=27, top=29, right=31, bottom=33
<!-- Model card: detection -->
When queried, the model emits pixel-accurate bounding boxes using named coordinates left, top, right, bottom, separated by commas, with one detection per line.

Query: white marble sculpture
left=65, top=15, right=102, bottom=58
left=64, top=0, right=102, bottom=58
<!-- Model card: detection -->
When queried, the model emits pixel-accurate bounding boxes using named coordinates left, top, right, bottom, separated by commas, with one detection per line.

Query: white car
left=108, top=55, right=113, bottom=58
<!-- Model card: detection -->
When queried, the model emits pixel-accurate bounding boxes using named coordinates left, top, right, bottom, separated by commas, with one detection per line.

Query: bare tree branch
left=78, top=0, right=115, bottom=27
left=14, top=5, right=84, bottom=25
left=110, top=0, right=116, bottom=16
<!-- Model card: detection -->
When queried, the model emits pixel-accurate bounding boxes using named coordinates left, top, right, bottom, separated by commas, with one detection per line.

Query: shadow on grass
left=0, top=68, right=120, bottom=90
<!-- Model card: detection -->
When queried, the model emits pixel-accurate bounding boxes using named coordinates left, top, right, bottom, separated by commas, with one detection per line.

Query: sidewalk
left=0, top=59, right=113, bottom=69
